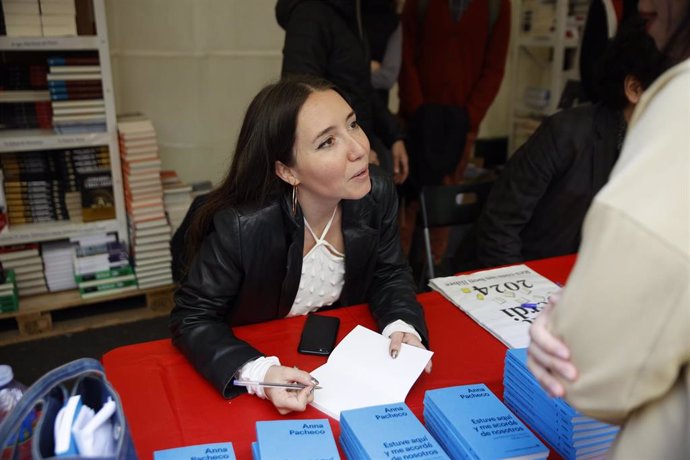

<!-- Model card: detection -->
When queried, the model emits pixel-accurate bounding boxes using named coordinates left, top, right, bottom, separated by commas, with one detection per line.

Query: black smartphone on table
left=298, top=314, right=340, bottom=356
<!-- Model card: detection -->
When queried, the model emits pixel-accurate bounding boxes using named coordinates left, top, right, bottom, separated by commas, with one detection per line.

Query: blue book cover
left=340, top=402, right=449, bottom=460
left=503, top=368, right=617, bottom=437
left=254, top=419, right=339, bottom=460
left=153, top=442, right=236, bottom=460
left=504, top=349, right=619, bottom=432
left=503, top=387, right=615, bottom=458
left=503, top=349, right=619, bottom=460
left=503, top=366, right=613, bottom=434
left=424, top=384, right=548, bottom=460
left=423, top=407, right=473, bottom=460
left=251, top=442, right=260, bottom=460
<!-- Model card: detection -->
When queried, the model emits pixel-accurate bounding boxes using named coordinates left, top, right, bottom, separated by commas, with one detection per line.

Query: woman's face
left=288, top=89, right=371, bottom=206
left=638, top=0, right=690, bottom=49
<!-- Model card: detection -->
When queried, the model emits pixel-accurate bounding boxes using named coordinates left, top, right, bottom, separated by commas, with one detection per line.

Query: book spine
left=75, top=266, right=134, bottom=283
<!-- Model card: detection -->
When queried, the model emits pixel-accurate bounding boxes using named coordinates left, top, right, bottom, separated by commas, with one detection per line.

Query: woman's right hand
left=263, top=365, right=317, bottom=415
left=527, top=295, right=578, bottom=397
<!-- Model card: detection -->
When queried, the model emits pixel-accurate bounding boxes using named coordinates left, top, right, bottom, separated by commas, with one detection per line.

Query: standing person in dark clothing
left=275, top=0, right=409, bottom=185
left=364, top=0, right=402, bottom=108
left=475, top=18, right=663, bottom=268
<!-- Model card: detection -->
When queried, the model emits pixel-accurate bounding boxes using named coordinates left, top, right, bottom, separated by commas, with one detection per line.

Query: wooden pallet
left=0, top=285, right=174, bottom=345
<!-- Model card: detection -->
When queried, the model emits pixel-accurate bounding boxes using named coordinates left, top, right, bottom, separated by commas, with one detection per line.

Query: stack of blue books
left=424, top=384, right=549, bottom=460
left=503, top=348, right=620, bottom=459
left=340, top=402, right=449, bottom=460
left=251, top=419, right=339, bottom=460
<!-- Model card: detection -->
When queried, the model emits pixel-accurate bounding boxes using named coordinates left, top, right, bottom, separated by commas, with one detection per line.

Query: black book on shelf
left=79, top=171, right=115, bottom=222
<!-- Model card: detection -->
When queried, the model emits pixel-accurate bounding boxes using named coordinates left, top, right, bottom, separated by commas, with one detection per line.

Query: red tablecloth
left=103, top=255, right=576, bottom=459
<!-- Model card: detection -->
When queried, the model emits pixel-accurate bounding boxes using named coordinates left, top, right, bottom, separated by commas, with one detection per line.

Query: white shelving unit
left=508, top=0, right=589, bottom=153
left=0, top=0, right=177, bottom=343
left=0, top=0, right=127, bottom=246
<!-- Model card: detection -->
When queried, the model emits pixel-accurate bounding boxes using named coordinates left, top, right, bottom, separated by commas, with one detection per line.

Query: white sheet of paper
left=310, top=325, right=433, bottom=420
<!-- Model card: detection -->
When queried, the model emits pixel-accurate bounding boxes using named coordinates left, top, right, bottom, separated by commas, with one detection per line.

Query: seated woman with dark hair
left=170, top=75, right=431, bottom=415
left=475, top=18, right=663, bottom=268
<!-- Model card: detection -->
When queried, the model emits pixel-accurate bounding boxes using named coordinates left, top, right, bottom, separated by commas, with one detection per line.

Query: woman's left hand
left=389, top=331, right=432, bottom=373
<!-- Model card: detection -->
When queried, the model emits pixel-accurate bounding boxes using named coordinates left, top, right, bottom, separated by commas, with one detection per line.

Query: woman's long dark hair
left=184, top=75, right=337, bottom=270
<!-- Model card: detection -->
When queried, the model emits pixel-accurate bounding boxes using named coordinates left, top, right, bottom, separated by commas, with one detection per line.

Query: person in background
left=276, top=0, right=409, bottom=184
left=527, top=0, right=690, bottom=457
left=170, top=75, right=430, bottom=415
left=399, top=0, right=510, bottom=185
left=364, top=0, right=403, bottom=108
left=475, top=18, right=663, bottom=268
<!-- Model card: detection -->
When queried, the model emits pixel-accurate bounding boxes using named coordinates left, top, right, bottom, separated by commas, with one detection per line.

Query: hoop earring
left=291, top=184, right=298, bottom=216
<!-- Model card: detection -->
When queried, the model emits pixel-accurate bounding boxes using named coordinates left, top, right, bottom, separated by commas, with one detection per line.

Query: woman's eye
left=349, top=120, right=359, bottom=129
left=318, top=137, right=335, bottom=149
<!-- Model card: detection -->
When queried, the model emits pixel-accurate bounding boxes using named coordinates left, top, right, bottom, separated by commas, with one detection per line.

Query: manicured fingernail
left=390, top=349, right=398, bottom=359
left=311, top=377, right=319, bottom=385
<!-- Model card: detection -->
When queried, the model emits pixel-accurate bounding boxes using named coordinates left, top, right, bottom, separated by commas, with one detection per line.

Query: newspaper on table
left=429, top=265, right=562, bottom=348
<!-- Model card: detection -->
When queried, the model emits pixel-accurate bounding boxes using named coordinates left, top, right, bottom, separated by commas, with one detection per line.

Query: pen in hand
left=233, top=379, right=322, bottom=391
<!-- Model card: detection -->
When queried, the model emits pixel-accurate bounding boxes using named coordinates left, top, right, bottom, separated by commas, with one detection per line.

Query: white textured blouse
left=287, top=207, right=345, bottom=316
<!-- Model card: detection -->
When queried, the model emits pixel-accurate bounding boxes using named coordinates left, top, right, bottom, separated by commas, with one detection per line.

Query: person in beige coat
left=526, top=0, right=690, bottom=458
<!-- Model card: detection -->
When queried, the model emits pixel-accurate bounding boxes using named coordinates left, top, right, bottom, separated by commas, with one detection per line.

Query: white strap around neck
left=303, top=206, right=344, bottom=257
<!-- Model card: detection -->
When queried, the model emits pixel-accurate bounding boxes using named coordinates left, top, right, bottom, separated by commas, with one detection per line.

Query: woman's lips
left=351, top=167, right=369, bottom=180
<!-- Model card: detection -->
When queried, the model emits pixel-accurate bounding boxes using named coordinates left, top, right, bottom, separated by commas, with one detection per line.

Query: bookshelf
left=508, top=0, right=589, bottom=153
left=0, top=0, right=126, bottom=244
left=0, top=0, right=132, bottom=313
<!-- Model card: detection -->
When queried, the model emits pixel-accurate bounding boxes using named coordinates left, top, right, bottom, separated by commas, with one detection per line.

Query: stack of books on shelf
left=504, top=348, right=620, bottom=460
left=251, top=419, right=339, bottom=460
left=46, top=53, right=105, bottom=134
left=72, top=148, right=114, bottom=223
left=0, top=0, right=77, bottom=37
left=160, top=170, right=192, bottom=234
left=71, top=233, right=136, bottom=299
left=0, top=270, right=19, bottom=312
left=47, top=55, right=102, bottom=100
left=39, top=0, right=77, bottom=36
left=118, top=115, right=172, bottom=289
left=0, top=61, right=51, bottom=130
left=0, top=147, right=115, bottom=226
left=1, top=0, right=42, bottom=37
left=41, top=239, right=76, bottom=292
left=0, top=243, right=48, bottom=297
left=340, top=402, right=449, bottom=460
left=424, top=384, right=549, bottom=460
left=54, top=146, right=110, bottom=223
left=0, top=152, right=69, bottom=226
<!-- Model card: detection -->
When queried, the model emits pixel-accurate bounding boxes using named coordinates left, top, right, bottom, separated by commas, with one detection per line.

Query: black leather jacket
left=476, top=103, right=623, bottom=267
left=170, top=170, right=428, bottom=398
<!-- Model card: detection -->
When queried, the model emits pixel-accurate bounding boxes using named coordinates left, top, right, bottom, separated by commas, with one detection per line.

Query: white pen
left=232, top=379, right=322, bottom=390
